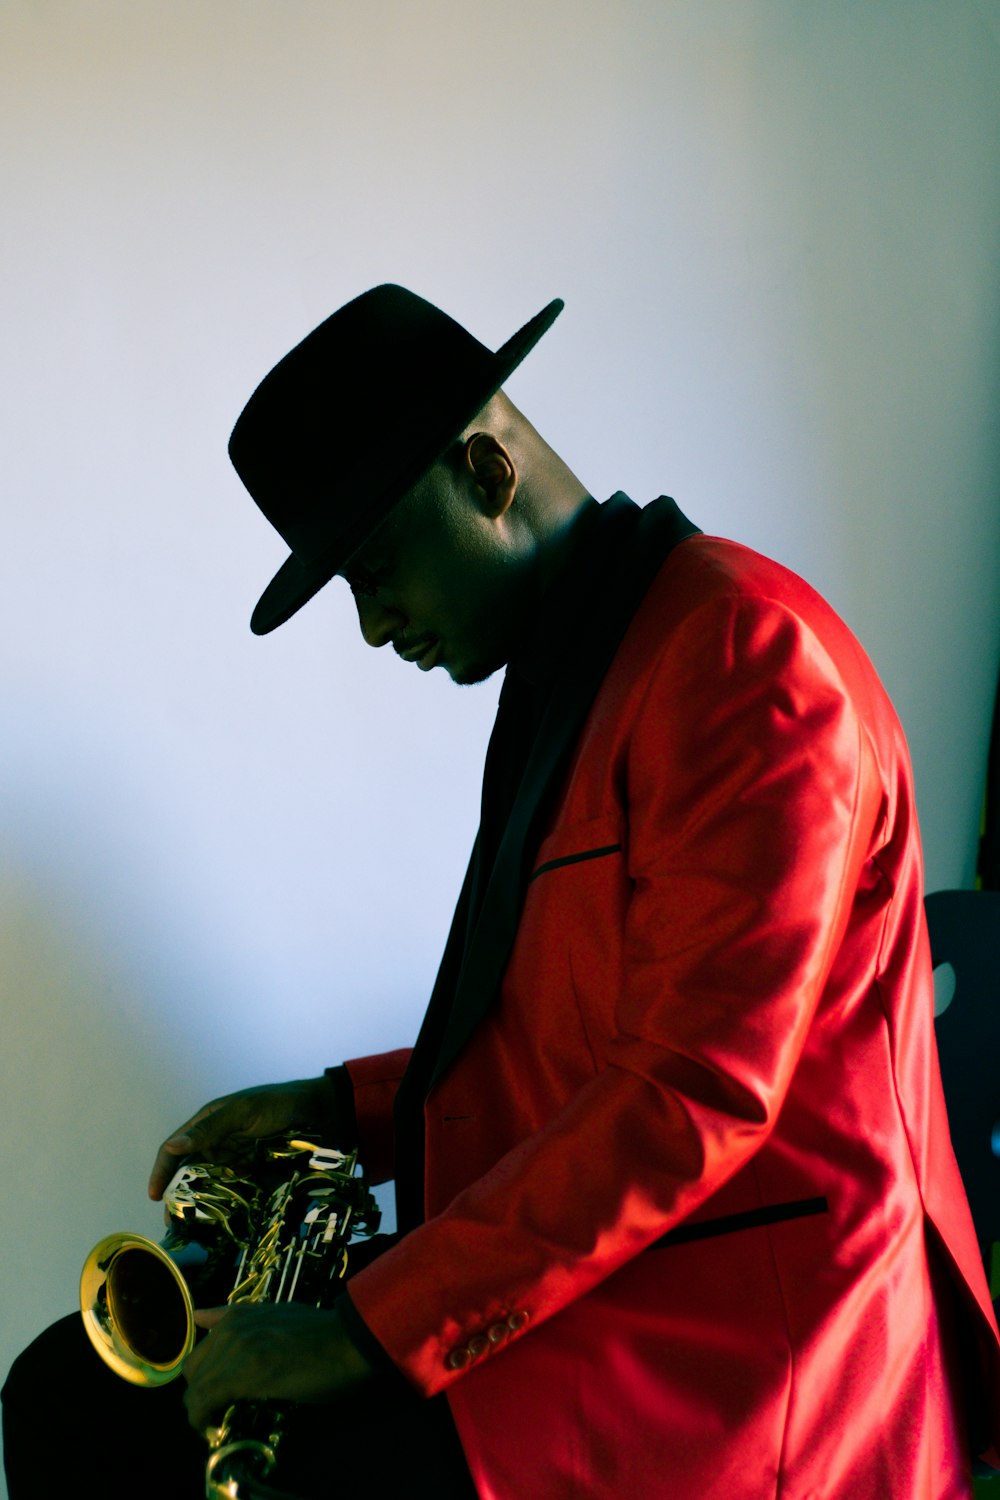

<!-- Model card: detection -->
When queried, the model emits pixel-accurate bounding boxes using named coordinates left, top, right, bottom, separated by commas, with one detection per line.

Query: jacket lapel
left=429, top=495, right=699, bottom=1089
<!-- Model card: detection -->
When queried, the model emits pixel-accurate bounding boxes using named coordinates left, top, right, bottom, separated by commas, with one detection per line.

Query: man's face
left=339, top=455, right=534, bottom=686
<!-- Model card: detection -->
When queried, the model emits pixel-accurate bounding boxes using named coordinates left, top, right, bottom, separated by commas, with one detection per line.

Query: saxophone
left=80, top=1134, right=380, bottom=1499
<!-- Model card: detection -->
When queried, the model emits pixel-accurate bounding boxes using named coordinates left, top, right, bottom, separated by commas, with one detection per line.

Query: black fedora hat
left=229, top=284, right=564, bottom=634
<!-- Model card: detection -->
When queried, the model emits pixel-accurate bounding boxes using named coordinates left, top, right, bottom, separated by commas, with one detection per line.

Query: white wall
left=2, top=2, right=998, bottom=1484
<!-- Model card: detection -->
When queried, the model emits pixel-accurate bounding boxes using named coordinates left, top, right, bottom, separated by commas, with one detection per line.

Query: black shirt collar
left=509, top=493, right=641, bottom=690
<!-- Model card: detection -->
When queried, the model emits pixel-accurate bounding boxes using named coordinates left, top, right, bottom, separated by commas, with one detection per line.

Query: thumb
left=148, top=1112, right=227, bottom=1201
left=162, top=1129, right=195, bottom=1153
left=193, top=1306, right=231, bottom=1330
left=169, top=1112, right=228, bottom=1153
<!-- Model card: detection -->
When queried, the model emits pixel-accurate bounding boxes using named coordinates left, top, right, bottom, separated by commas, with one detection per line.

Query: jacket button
left=506, top=1310, right=529, bottom=1332
left=467, top=1335, right=489, bottom=1358
left=445, top=1347, right=471, bottom=1371
left=487, top=1322, right=509, bottom=1345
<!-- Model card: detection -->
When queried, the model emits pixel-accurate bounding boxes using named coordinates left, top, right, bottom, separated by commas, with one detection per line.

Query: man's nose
left=354, top=593, right=405, bottom=649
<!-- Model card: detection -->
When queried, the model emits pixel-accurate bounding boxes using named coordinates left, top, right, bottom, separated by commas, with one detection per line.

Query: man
left=5, top=285, right=1000, bottom=1498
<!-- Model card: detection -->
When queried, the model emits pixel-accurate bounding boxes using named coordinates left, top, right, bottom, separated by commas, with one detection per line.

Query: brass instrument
left=81, top=1135, right=380, bottom=1499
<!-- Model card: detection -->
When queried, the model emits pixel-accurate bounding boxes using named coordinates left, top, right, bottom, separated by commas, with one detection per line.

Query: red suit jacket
left=342, top=524, right=1000, bottom=1498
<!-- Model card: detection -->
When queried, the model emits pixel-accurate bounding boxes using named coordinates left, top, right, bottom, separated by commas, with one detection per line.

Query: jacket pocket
left=650, top=1196, right=829, bottom=1249
left=529, top=814, right=625, bottom=884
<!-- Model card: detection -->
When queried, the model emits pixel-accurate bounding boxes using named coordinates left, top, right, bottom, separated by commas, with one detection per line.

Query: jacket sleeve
left=339, top=1047, right=412, bottom=1185
left=347, top=590, right=884, bottom=1394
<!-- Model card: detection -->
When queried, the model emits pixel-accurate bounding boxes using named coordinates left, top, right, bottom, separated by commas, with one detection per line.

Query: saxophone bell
left=80, top=1231, right=196, bottom=1385
left=80, top=1135, right=380, bottom=1499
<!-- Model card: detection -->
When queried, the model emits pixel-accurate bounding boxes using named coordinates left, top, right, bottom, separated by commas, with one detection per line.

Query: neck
left=532, top=490, right=599, bottom=599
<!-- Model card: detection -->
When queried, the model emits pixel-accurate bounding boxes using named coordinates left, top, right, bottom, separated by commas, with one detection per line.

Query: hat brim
left=249, top=296, right=564, bottom=635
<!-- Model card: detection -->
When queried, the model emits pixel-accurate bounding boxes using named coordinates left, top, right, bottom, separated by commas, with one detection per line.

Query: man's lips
left=395, top=635, right=439, bottom=669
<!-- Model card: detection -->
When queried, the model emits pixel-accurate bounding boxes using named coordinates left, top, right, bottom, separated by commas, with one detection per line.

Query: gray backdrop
left=2, top=5, right=999, bottom=1489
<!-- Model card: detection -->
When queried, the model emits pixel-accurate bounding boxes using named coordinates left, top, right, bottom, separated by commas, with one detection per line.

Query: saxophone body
left=80, top=1135, right=380, bottom=1499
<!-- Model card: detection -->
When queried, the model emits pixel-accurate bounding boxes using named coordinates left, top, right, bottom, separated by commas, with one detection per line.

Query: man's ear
left=463, top=432, right=517, bottom=518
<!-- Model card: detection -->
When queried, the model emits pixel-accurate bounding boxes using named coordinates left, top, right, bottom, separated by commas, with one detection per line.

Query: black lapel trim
left=391, top=841, right=478, bottom=1231
left=529, top=843, right=623, bottom=883
left=649, top=1196, right=829, bottom=1249
left=428, top=496, right=700, bottom=1090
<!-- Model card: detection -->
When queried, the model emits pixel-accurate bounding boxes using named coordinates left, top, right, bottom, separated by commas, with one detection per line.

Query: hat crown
left=231, top=286, right=485, bottom=530
left=228, top=284, right=563, bottom=633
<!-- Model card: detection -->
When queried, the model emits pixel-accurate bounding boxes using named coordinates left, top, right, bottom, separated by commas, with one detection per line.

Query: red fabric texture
left=344, top=536, right=999, bottom=1498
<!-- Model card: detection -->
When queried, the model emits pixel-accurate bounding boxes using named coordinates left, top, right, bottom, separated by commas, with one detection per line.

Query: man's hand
left=148, top=1077, right=338, bottom=1200
left=183, top=1303, right=377, bottom=1432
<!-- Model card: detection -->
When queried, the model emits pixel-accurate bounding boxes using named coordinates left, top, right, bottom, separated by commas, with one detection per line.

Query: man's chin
left=447, top=656, right=503, bottom=687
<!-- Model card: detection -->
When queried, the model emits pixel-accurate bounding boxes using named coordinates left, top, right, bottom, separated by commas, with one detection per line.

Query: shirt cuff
left=323, top=1064, right=359, bottom=1147
left=335, top=1287, right=406, bottom=1385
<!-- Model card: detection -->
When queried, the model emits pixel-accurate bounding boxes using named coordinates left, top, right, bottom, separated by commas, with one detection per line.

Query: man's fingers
left=148, top=1136, right=193, bottom=1200
left=147, top=1104, right=228, bottom=1200
left=182, top=1303, right=371, bottom=1432
left=147, top=1079, right=330, bottom=1201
